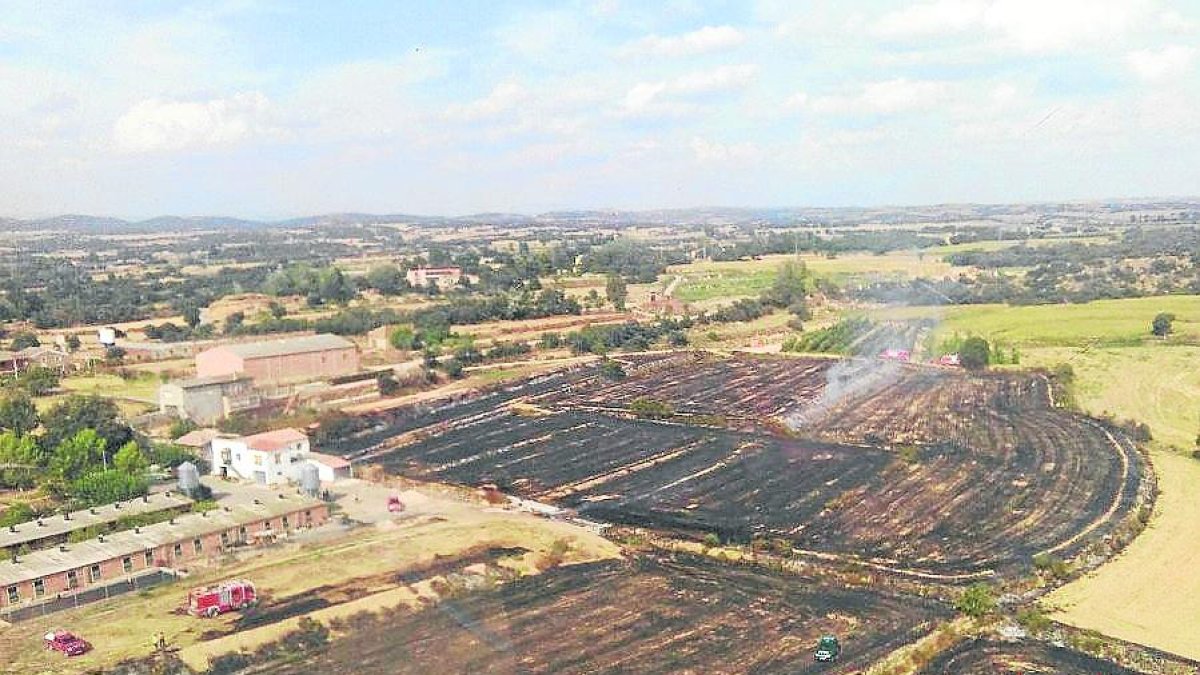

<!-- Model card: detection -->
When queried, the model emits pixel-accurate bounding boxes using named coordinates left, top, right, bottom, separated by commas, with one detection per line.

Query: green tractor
left=815, top=635, right=840, bottom=663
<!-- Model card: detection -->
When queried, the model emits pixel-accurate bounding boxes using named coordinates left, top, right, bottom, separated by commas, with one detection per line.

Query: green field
left=671, top=251, right=957, bottom=303
left=875, top=295, right=1200, bottom=348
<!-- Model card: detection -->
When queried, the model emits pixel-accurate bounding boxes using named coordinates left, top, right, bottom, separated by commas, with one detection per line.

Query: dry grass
left=0, top=506, right=619, bottom=674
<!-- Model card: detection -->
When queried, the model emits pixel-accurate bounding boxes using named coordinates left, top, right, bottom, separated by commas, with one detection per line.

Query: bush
left=702, top=532, right=721, bottom=548
left=1032, top=552, right=1072, bottom=579
left=599, top=360, right=626, bottom=380
left=1016, top=607, right=1052, bottom=634
left=959, top=337, right=990, bottom=370
left=629, top=397, right=673, bottom=419
left=955, top=583, right=996, bottom=617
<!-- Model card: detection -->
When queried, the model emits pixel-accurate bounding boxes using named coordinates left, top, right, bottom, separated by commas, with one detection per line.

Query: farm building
left=210, top=428, right=310, bottom=485
left=0, top=492, right=193, bottom=555
left=304, top=453, right=352, bottom=482
left=158, top=373, right=260, bottom=425
left=406, top=266, right=462, bottom=288
left=173, top=428, right=225, bottom=456
left=0, top=494, right=328, bottom=614
left=195, top=334, right=360, bottom=386
left=0, top=347, right=72, bottom=376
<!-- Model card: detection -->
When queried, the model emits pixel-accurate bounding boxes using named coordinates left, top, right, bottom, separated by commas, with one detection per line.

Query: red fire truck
left=187, top=579, right=257, bottom=618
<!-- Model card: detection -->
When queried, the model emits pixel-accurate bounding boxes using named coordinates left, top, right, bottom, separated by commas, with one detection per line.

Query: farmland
left=365, top=353, right=1144, bottom=578
left=251, top=554, right=950, bottom=675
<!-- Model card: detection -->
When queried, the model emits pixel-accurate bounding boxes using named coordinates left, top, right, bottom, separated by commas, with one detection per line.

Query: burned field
left=369, top=354, right=1143, bottom=578
left=254, top=554, right=949, bottom=675
left=920, top=638, right=1143, bottom=674
left=539, top=352, right=834, bottom=429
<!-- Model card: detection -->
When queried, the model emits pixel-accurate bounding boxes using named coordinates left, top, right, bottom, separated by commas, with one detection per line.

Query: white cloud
left=621, top=64, right=758, bottom=116
left=113, top=92, right=279, bottom=153
left=871, top=0, right=985, bottom=39
left=800, top=78, right=949, bottom=115
left=870, top=0, right=1155, bottom=52
left=1127, top=45, right=1197, bottom=82
left=690, top=136, right=761, bottom=162
left=623, top=25, right=745, bottom=57
left=447, top=82, right=527, bottom=121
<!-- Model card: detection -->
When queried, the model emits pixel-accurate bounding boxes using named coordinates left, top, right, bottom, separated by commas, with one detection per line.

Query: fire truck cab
left=187, top=579, right=257, bottom=618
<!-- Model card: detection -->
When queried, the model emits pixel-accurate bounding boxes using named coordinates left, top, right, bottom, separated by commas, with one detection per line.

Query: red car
left=44, top=630, right=92, bottom=656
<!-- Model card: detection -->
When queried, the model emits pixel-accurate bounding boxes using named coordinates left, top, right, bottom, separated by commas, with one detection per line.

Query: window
left=193, top=538, right=203, bottom=554
left=6, top=586, right=18, bottom=604
left=66, top=570, right=78, bottom=589
left=89, top=564, right=101, bottom=583
left=173, top=543, right=183, bottom=557
left=254, top=454, right=263, bottom=466
left=122, top=557, right=133, bottom=573
left=145, top=550, right=154, bottom=567
left=33, top=579, right=45, bottom=598
left=220, top=532, right=230, bottom=546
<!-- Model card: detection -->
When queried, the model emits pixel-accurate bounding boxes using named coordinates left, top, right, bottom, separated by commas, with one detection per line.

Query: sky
left=1, top=0, right=1198, bottom=219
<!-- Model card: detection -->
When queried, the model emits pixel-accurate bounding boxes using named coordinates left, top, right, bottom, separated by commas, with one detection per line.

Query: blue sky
left=1, top=0, right=1198, bottom=218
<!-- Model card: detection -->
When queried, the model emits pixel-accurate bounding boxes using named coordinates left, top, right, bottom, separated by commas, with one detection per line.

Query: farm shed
left=0, top=495, right=328, bottom=615
left=158, top=373, right=259, bottom=425
left=0, top=492, right=193, bottom=554
left=195, top=334, right=360, bottom=386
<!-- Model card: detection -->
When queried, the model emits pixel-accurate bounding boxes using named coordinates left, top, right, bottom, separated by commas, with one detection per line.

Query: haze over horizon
left=2, top=0, right=1198, bottom=220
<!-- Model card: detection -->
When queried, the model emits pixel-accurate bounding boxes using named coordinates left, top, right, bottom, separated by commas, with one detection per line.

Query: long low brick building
left=0, top=494, right=328, bottom=612
left=0, top=491, right=193, bottom=554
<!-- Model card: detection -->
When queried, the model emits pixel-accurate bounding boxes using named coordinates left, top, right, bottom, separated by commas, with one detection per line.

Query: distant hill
left=4, top=198, right=1199, bottom=232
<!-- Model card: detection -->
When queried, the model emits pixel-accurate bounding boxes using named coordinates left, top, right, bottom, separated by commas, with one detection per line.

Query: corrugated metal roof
left=212, top=334, right=355, bottom=360
left=0, top=494, right=323, bottom=586
left=0, top=492, right=193, bottom=550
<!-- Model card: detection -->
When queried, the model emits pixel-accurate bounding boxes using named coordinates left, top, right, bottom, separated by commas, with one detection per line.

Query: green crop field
left=875, top=295, right=1200, bottom=348
left=671, top=251, right=957, bottom=303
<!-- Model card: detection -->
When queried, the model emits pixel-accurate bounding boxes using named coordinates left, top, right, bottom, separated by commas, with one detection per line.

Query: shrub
left=955, top=583, right=996, bottom=617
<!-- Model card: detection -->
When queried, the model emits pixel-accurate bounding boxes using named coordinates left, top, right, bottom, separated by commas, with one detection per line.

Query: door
left=253, top=471, right=267, bottom=484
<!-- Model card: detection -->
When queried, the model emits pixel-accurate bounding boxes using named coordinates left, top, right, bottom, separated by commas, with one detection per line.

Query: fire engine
left=187, top=579, right=257, bottom=618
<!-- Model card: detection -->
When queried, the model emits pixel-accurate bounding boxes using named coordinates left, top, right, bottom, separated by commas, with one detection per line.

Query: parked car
left=44, top=630, right=91, bottom=656
left=815, top=635, right=840, bottom=662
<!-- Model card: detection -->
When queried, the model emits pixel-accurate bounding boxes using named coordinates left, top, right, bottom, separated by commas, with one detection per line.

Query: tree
left=51, top=428, right=107, bottom=481
left=959, top=336, right=991, bottom=370
left=764, top=260, right=810, bottom=308
left=365, top=264, right=407, bottom=295
left=65, top=334, right=81, bottom=351
left=1152, top=312, right=1175, bottom=337
left=181, top=305, right=202, bottom=328
left=10, top=332, right=39, bottom=350
left=268, top=301, right=287, bottom=319
left=71, top=469, right=149, bottom=506
left=0, top=431, right=44, bottom=488
left=605, top=273, right=628, bottom=311
left=105, top=346, right=127, bottom=365
left=18, top=366, right=60, bottom=396
left=113, top=441, right=148, bottom=475
left=223, top=311, right=245, bottom=334
left=0, top=393, right=39, bottom=436
left=42, top=395, right=133, bottom=453
left=388, top=325, right=417, bottom=350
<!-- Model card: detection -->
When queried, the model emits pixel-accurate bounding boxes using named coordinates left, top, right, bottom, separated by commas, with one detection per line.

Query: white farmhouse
left=210, top=428, right=309, bottom=485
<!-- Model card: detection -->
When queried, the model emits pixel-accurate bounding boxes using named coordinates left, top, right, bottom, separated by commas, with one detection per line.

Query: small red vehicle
left=187, top=579, right=257, bottom=618
left=387, top=495, right=405, bottom=513
left=43, top=630, right=91, bottom=656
